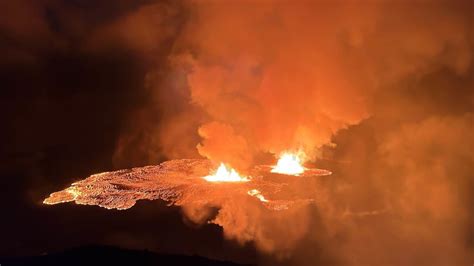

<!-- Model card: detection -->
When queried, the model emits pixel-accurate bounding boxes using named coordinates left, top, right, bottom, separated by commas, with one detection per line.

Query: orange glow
left=271, top=152, right=306, bottom=176
left=247, top=189, right=269, bottom=202
left=203, top=163, right=249, bottom=182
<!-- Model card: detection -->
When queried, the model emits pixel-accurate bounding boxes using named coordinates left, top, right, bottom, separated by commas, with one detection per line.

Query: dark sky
left=0, top=0, right=256, bottom=263
left=0, top=1, right=473, bottom=266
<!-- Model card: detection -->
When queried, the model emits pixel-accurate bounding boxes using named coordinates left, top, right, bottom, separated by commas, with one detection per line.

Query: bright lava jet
left=203, top=163, right=249, bottom=182
left=271, top=152, right=306, bottom=176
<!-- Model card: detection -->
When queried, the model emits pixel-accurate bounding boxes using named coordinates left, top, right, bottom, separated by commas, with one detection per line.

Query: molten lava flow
left=247, top=189, right=269, bottom=202
left=43, top=159, right=331, bottom=211
left=271, top=152, right=306, bottom=175
left=203, top=163, right=249, bottom=182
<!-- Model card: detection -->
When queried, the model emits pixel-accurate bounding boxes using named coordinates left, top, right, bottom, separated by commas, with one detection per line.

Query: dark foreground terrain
left=1, top=245, right=251, bottom=266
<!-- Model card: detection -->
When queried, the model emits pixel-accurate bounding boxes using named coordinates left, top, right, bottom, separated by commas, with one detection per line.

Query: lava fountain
left=203, top=163, right=249, bottom=182
left=271, top=151, right=306, bottom=176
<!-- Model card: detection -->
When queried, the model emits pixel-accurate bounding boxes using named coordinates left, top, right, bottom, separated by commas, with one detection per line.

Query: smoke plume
left=156, top=0, right=472, bottom=170
left=147, top=1, right=473, bottom=264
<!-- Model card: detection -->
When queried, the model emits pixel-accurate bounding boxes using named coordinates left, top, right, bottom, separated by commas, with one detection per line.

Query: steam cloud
left=153, top=1, right=473, bottom=265
left=113, top=0, right=474, bottom=265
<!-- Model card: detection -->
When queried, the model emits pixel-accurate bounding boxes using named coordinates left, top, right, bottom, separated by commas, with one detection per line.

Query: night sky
left=0, top=0, right=256, bottom=263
